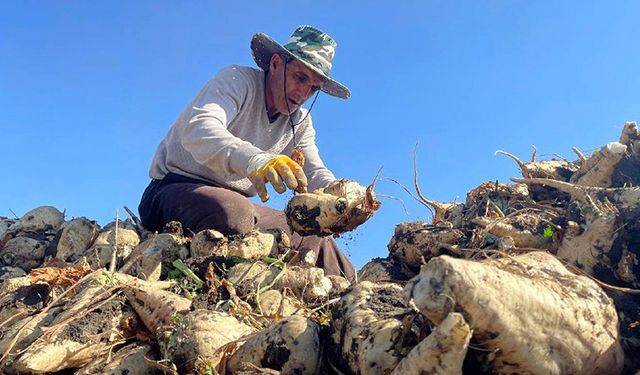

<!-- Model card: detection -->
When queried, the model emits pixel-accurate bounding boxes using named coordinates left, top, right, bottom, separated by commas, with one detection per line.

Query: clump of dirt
left=58, top=294, right=133, bottom=342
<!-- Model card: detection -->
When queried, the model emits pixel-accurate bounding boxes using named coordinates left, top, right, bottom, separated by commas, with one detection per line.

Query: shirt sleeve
left=180, top=66, right=263, bottom=178
left=296, top=115, right=337, bottom=191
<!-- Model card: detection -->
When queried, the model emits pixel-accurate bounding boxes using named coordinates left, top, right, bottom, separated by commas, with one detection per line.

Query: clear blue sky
left=2, top=1, right=639, bottom=269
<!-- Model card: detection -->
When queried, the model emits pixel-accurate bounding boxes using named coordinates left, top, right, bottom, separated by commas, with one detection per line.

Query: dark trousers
left=138, top=173, right=355, bottom=281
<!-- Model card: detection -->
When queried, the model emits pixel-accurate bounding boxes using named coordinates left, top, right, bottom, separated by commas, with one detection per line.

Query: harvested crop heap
left=1, top=122, right=639, bottom=374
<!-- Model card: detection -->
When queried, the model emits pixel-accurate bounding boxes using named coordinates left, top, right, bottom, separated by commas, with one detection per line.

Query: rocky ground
left=1, top=122, right=639, bottom=374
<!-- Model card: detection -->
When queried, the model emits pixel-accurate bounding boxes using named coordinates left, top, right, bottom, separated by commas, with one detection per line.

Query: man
left=139, top=25, right=357, bottom=280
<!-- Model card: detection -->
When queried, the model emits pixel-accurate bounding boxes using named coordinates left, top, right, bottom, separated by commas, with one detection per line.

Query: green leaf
left=543, top=224, right=554, bottom=238
left=261, top=256, right=285, bottom=269
left=318, top=311, right=332, bottom=326
left=101, top=269, right=118, bottom=286
left=172, top=259, right=203, bottom=286
left=202, top=361, right=217, bottom=375
left=170, top=312, right=183, bottom=324
left=261, top=256, right=279, bottom=265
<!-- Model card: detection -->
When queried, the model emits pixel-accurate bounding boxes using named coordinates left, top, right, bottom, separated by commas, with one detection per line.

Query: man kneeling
left=139, top=26, right=360, bottom=281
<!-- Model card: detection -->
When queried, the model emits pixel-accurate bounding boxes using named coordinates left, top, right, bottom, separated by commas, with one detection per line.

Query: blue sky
left=2, top=1, right=639, bottom=269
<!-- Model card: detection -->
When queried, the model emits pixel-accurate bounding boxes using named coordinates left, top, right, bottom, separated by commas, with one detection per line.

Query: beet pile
left=1, top=122, right=639, bottom=374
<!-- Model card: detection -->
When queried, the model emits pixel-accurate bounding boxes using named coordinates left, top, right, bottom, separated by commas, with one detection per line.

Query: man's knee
left=198, top=200, right=256, bottom=235
left=140, top=182, right=258, bottom=236
left=186, top=185, right=256, bottom=235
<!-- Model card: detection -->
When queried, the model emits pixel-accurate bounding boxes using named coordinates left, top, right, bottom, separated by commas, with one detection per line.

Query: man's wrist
left=247, top=152, right=277, bottom=175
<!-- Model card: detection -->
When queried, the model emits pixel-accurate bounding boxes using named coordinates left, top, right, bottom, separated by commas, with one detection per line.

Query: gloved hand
left=247, top=153, right=308, bottom=202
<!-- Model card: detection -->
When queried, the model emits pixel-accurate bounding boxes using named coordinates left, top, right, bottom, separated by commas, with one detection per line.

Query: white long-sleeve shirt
left=149, top=65, right=336, bottom=196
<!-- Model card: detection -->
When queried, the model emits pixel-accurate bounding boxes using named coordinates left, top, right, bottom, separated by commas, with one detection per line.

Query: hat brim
left=251, top=32, right=351, bottom=99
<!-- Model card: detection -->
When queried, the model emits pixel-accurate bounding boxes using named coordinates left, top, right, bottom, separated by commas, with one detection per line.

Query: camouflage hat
left=251, top=25, right=350, bottom=99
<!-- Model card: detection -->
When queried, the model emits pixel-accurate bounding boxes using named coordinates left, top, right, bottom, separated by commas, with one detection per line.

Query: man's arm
left=180, top=66, right=263, bottom=178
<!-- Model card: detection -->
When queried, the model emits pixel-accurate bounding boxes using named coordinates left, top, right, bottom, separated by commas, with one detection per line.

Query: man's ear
left=270, top=54, right=282, bottom=74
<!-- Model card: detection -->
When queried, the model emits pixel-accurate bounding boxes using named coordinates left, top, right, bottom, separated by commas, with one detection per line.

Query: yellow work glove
left=247, top=153, right=308, bottom=202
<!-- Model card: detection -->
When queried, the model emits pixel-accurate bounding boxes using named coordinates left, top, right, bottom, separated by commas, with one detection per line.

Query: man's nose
left=300, top=84, right=314, bottom=99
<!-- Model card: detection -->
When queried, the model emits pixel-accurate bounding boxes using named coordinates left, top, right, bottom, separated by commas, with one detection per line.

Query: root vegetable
left=0, top=307, right=61, bottom=358
left=228, top=230, right=279, bottom=259
left=387, top=221, right=465, bottom=270
left=107, top=227, right=140, bottom=252
left=464, top=182, right=530, bottom=221
left=134, top=233, right=188, bottom=280
left=227, top=262, right=280, bottom=297
left=13, top=340, right=107, bottom=373
left=0, top=266, right=26, bottom=281
left=570, top=142, right=627, bottom=188
left=619, top=121, right=639, bottom=145
left=255, top=289, right=298, bottom=318
left=75, top=226, right=139, bottom=271
left=111, top=272, right=177, bottom=290
left=425, top=201, right=465, bottom=227
left=273, top=265, right=332, bottom=299
left=404, top=252, right=624, bottom=374
left=123, top=284, right=191, bottom=335
left=390, top=312, right=471, bottom=375
left=0, top=218, right=17, bottom=240
left=103, top=217, right=137, bottom=232
left=556, top=214, right=618, bottom=274
left=471, top=213, right=553, bottom=249
left=227, top=262, right=333, bottom=301
left=286, top=247, right=317, bottom=267
left=190, top=229, right=227, bottom=258
left=513, top=177, right=640, bottom=288
left=159, top=309, right=254, bottom=372
left=495, top=150, right=578, bottom=181
left=119, top=235, right=154, bottom=274
left=358, top=257, right=411, bottom=282
left=512, top=177, right=640, bottom=210
left=327, top=274, right=350, bottom=295
left=12, top=294, right=137, bottom=373
left=228, top=315, right=320, bottom=374
left=327, top=281, right=418, bottom=374
left=285, top=179, right=380, bottom=237
left=1, top=236, right=48, bottom=272
left=82, top=230, right=115, bottom=270
left=264, top=228, right=291, bottom=257
left=75, top=342, right=155, bottom=375
left=5, top=206, right=64, bottom=237
left=48, top=276, right=109, bottom=325
left=137, top=238, right=163, bottom=281
left=56, top=217, right=100, bottom=261
left=0, top=283, right=49, bottom=323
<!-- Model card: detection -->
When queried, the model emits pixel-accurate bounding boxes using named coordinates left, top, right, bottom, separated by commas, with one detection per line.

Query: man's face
left=268, top=54, right=326, bottom=115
